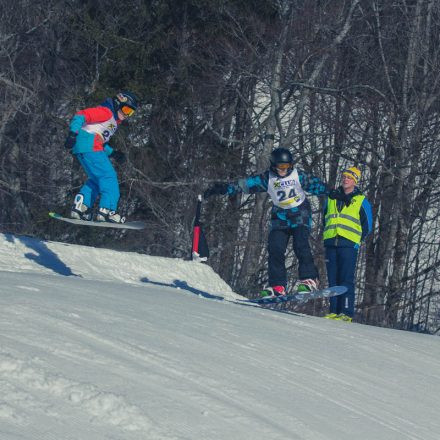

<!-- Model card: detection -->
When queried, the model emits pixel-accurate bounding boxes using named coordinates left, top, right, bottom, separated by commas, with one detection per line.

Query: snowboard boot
left=259, top=285, right=286, bottom=298
left=96, top=207, right=126, bottom=224
left=334, top=313, right=353, bottom=322
left=295, top=279, right=319, bottom=293
left=71, top=194, right=92, bottom=221
left=324, top=313, right=353, bottom=322
left=324, top=313, right=338, bottom=320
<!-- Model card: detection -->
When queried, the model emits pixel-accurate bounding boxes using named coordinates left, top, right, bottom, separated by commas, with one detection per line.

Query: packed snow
left=1, top=233, right=439, bottom=440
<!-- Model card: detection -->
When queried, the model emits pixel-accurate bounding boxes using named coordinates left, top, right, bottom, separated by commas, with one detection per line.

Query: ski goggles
left=276, top=163, right=291, bottom=170
left=121, top=105, right=135, bottom=117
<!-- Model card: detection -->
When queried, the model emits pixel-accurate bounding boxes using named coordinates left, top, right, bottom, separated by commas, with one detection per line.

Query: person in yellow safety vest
left=323, top=167, right=373, bottom=322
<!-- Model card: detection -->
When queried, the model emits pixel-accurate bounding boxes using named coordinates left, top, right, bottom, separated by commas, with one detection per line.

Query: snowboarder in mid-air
left=204, top=147, right=347, bottom=297
left=64, top=91, right=138, bottom=224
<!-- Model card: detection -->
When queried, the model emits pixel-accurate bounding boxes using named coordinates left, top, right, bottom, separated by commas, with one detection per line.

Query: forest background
left=1, top=0, right=439, bottom=333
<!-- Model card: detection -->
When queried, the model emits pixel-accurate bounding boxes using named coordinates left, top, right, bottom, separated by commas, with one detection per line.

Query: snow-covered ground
left=1, top=233, right=439, bottom=440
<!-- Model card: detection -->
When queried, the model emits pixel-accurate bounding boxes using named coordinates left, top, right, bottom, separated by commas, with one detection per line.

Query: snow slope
left=1, top=233, right=440, bottom=440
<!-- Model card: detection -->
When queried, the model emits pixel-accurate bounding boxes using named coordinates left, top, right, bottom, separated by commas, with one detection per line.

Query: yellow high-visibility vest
left=323, top=195, right=365, bottom=244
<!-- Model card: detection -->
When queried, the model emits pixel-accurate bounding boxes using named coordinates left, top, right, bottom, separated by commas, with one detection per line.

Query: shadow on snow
left=141, top=277, right=224, bottom=301
left=5, top=233, right=79, bottom=277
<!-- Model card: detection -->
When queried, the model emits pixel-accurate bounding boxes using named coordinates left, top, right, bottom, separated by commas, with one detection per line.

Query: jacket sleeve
left=322, top=197, right=329, bottom=230
left=298, top=170, right=329, bottom=196
left=103, top=144, right=113, bottom=156
left=360, top=198, right=373, bottom=240
left=226, top=171, right=269, bottom=195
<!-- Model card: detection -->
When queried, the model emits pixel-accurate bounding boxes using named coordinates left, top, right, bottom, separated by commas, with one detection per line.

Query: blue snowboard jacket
left=225, top=169, right=330, bottom=230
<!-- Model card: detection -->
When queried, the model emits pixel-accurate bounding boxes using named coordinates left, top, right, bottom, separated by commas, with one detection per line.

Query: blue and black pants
left=325, top=245, right=358, bottom=317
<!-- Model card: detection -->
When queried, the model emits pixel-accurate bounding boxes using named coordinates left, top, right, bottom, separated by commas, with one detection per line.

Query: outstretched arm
left=204, top=171, right=269, bottom=198
left=297, top=169, right=329, bottom=196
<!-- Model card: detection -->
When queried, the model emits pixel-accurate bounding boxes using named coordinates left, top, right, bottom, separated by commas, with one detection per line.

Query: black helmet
left=113, top=91, right=138, bottom=113
left=269, top=148, right=294, bottom=176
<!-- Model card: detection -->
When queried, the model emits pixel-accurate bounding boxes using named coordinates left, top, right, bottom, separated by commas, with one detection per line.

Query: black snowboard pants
left=267, top=226, right=319, bottom=288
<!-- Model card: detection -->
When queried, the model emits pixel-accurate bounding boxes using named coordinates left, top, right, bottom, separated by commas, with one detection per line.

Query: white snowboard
left=49, top=212, right=146, bottom=230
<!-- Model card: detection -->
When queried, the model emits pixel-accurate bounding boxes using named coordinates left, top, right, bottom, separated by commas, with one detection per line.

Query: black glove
left=110, top=150, right=126, bottom=164
left=328, top=189, right=342, bottom=200
left=329, top=188, right=351, bottom=206
left=203, top=182, right=229, bottom=198
left=64, top=131, right=77, bottom=149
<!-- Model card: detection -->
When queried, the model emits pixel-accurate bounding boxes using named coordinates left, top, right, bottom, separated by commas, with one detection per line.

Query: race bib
left=267, top=168, right=306, bottom=209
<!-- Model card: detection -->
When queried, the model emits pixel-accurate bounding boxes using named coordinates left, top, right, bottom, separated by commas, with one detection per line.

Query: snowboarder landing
left=64, top=91, right=138, bottom=223
left=204, top=148, right=345, bottom=297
